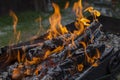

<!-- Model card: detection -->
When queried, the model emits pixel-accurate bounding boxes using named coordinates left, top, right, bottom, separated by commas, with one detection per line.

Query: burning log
left=0, top=0, right=120, bottom=79
left=41, top=45, right=113, bottom=80
left=0, top=17, right=120, bottom=80
left=0, top=19, right=102, bottom=70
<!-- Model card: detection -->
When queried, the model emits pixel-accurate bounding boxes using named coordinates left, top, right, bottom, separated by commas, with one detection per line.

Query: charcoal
left=0, top=15, right=120, bottom=80
left=39, top=44, right=107, bottom=80
left=54, top=22, right=102, bottom=59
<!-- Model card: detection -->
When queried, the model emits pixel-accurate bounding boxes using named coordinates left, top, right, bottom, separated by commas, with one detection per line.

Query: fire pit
left=0, top=0, right=120, bottom=80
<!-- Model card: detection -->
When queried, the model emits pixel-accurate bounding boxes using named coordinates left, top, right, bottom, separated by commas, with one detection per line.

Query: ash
left=101, top=33, right=120, bottom=52
left=0, top=32, right=120, bottom=80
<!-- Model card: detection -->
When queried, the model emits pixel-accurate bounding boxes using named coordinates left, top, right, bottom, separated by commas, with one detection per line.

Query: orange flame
left=84, top=7, right=101, bottom=20
left=47, top=3, right=68, bottom=39
left=80, top=18, right=90, bottom=27
left=34, top=65, right=42, bottom=75
left=79, top=42, right=91, bottom=63
left=9, top=10, right=18, bottom=35
left=73, top=0, right=91, bottom=37
left=44, top=50, right=51, bottom=59
left=93, top=49, right=101, bottom=59
left=26, top=57, right=41, bottom=65
left=73, top=0, right=83, bottom=18
left=44, top=46, right=64, bottom=59
left=17, top=51, right=21, bottom=63
left=12, top=68, right=22, bottom=79
left=77, top=64, right=84, bottom=71
left=64, top=1, right=70, bottom=9
left=80, top=41, right=101, bottom=66
left=9, top=10, right=21, bottom=44
left=74, top=22, right=84, bottom=36
left=91, top=49, right=101, bottom=67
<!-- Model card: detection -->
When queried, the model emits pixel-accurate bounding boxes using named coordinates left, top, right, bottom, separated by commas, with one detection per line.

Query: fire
left=73, top=0, right=83, bottom=18
left=9, top=10, right=18, bottom=35
left=44, top=46, right=64, bottom=59
left=9, top=10, right=21, bottom=44
left=51, top=46, right=64, bottom=53
left=84, top=7, right=101, bottom=20
left=26, top=57, right=41, bottom=65
left=73, top=0, right=92, bottom=37
left=80, top=18, right=90, bottom=27
left=34, top=65, right=42, bottom=75
left=72, top=0, right=101, bottom=68
left=64, top=1, right=70, bottom=9
left=47, top=3, right=68, bottom=39
left=44, top=50, right=51, bottom=59
left=77, top=64, right=84, bottom=71
left=17, top=51, right=21, bottom=63
left=80, top=42, right=101, bottom=66
left=12, top=68, right=22, bottom=79
left=94, top=49, right=101, bottom=59
left=3, top=0, right=103, bottom=79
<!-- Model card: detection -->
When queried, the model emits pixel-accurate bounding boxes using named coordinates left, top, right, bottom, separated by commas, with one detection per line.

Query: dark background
left=0, top=0, right=119, bottom=15
left=0, top=0, right=75, bottom=15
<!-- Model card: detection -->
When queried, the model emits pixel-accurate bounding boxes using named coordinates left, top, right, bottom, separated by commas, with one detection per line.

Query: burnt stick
left=41, top=44, right=110, bottom=80
left=54, top=22, right=102, bottom=59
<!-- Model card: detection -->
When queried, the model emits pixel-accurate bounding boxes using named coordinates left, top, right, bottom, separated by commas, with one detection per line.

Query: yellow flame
left=84, top=6, right=101, bottom=20
left=84, top=7, right=93, bottom=13
left=73, top=0, right=91, bottom=37
left=80, top=18, right=90, bottom=27
left=47, top=3, right=68, bottom=39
